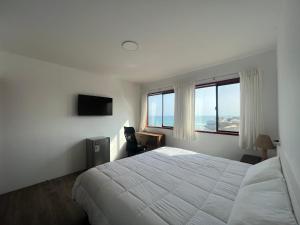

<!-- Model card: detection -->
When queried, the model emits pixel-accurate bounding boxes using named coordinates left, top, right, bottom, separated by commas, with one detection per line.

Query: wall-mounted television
left=78, top=94, right=113, bottom=116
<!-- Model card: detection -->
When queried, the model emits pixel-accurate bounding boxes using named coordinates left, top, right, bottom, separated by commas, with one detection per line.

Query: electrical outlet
left=94, top=145, right=100, bottom=152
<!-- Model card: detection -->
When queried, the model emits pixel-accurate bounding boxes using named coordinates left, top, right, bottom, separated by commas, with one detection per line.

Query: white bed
left=72, top=147, right=298, bottom=225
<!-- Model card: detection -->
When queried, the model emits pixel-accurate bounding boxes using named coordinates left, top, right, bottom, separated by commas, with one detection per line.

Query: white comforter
left=72, top=147, right=251, bottom=225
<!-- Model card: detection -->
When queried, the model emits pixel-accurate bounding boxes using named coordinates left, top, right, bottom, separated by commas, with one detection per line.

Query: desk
left=136, top=131, right=165, bottom=150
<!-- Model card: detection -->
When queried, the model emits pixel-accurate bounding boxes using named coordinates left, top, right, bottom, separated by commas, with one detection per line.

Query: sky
left=218, top=83, right=240, bottom=117
left=195, top=83, right=240, bottom=117
left=148, top=93, right=174, bottom=117
left=163, top=93, right=174, bottom=116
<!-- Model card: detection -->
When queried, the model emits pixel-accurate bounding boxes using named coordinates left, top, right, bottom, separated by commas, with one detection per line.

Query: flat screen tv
left=78, top=94, right=113, bottom=116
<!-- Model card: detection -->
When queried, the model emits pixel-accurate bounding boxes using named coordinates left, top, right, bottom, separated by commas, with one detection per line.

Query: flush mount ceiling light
left=121, top=41, right=139, bottom=51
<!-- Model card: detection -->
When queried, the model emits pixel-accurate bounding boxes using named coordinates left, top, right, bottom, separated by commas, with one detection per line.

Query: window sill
left=195, top=130, right=239, bottom=136
left=146, top=126, right=173, bottom=130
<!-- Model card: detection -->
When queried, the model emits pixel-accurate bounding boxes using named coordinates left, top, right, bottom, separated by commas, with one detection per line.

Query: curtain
left=239, top=69, right=263, bottom=150
left=139, top=92, right=147, bottom=131
left=173, top=80, right=195, bottom=141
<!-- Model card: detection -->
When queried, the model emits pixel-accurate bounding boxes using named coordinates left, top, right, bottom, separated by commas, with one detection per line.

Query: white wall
left=142, top=50, right=278, bottom=160
left=0, top=52, right=6, bottom=193
left=277, top=0, right=300, bottom=220
left=0, top=52, right=141, bottom=194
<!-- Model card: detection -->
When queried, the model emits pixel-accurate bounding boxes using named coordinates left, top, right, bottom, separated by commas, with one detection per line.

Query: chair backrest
left=124, top=127, right=138, bottom=145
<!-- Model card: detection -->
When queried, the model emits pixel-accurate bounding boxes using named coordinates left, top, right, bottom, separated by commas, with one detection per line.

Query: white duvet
left=72, top=147, right=251, bottom=225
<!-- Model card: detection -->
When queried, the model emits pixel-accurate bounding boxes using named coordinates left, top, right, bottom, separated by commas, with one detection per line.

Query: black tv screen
left=78, top=94, right=113, bottom=116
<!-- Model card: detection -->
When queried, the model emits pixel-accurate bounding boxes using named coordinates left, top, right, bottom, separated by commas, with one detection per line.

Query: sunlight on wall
left=110, top=135, right=118, bottom=161
left=110, top=120, right=129, bottom=161
left=118, top=121, right=128, bottom=154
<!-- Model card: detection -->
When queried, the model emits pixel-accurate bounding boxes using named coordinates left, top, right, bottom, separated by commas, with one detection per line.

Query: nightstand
left=240, top=154, right=262, bottom=165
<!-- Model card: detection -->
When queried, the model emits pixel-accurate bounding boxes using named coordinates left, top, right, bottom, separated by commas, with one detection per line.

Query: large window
left=195, top=78, right=240, bottom=135
left=147, top=90, right=175, bottom=128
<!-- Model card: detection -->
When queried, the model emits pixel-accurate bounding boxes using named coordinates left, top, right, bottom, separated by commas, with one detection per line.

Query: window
left=147, top=90, right=175, bottom=128
left=195, top=85, right=217, bottom=132
left=195, top=78, right=240, bottom=135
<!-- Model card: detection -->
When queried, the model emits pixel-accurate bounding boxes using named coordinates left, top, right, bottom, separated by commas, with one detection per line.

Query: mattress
left=72, top=147, right=251, bottom=225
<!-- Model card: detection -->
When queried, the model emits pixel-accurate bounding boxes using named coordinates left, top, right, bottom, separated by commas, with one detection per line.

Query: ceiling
left=0, top=0, right=281, bottom=83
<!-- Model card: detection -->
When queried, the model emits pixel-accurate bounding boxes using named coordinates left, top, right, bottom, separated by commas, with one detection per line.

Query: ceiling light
left=121, top=41, right=139, bottom=51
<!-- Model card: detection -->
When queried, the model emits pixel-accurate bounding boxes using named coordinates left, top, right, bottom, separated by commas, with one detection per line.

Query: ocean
left=148, top=115, right=239, bottom=132
left=148, top=116, right=174, bottom=127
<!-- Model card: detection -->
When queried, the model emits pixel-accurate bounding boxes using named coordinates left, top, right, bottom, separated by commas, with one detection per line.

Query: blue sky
left=218, top=83, right=240, bottom=117
left=195, top=83, right=240, bottom=117
left=148, top=93, right=174, bottom=117
left=148, top=95, right=162, bottom=115
left=149, top=84, right=240, bottom=117
left=163, top=93, right=174, bottom=116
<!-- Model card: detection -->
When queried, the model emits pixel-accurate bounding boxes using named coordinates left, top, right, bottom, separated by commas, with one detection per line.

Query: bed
left=72, top=147, right=298, bottom=225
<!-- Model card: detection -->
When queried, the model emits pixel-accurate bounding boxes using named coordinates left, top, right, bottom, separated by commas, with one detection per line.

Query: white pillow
left=241, top=157, right=283, bottom=187
left=228, top=178, right=298, bottom=225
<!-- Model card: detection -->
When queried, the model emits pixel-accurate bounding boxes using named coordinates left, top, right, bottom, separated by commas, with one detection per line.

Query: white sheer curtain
left=173, top=80, right=195, bottom=141
left=139, top=92, right=147, bottom=131
left=239, top=69, right=263, bottom=150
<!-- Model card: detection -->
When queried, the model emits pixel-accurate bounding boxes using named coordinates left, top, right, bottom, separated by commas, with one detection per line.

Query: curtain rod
left=147, top=85, right=174, bottom=93
left=147, top=72, right=239, bottom=93
left=195, top=72, right=239, bottom=84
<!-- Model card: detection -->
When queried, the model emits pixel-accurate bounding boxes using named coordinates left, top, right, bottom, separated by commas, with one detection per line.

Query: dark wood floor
left=0, top=172, right=90, bottom=225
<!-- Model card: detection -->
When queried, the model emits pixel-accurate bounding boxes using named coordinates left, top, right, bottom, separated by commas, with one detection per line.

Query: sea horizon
left=148, top=115, right=240, bottom=132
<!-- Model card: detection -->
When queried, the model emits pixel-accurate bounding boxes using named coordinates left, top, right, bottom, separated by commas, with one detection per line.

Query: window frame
left=147, top=89, right=174, bottom=129
left=195, top=78, right=240, bottom=136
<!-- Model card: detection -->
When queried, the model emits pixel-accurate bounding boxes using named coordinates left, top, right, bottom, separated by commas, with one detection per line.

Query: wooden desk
left=136, top=131, right=165, bottom=150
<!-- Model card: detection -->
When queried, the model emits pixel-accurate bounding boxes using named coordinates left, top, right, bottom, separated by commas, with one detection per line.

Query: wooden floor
left=0, top=172, right=90, bottom=225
